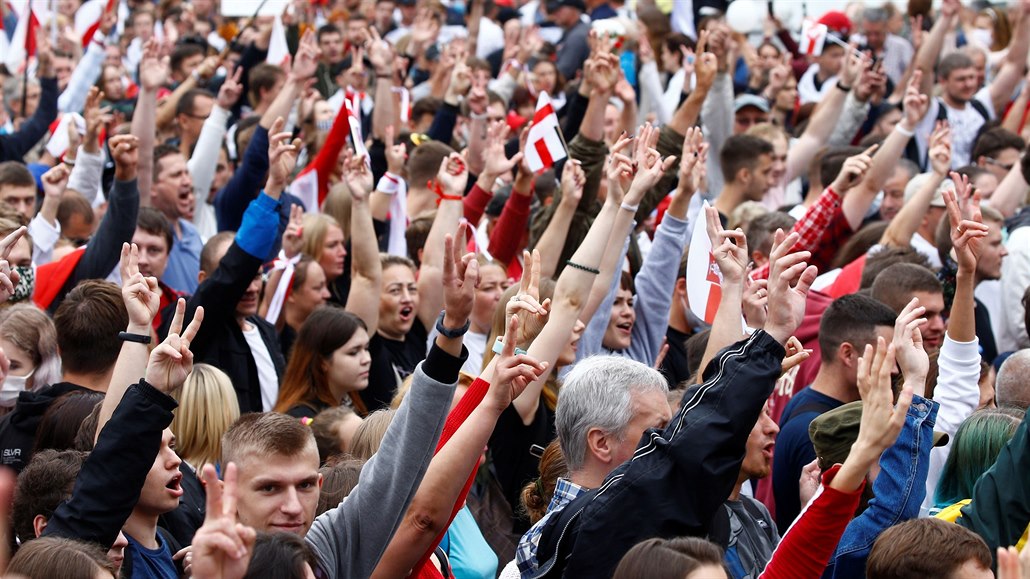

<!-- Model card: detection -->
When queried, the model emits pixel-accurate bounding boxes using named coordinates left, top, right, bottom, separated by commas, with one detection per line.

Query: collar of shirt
left=546, top=477, right=588, bottom=513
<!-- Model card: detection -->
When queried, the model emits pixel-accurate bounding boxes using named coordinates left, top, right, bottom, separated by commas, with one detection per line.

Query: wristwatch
left=435, top=311, right=470, bottom=338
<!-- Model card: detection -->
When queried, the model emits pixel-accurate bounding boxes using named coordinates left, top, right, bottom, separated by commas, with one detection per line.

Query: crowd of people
left=0, top=0, right=1028, bottom=577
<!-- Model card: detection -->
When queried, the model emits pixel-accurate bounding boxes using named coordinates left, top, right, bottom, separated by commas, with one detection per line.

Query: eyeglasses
left=984, top=157, right=1015, bottom=171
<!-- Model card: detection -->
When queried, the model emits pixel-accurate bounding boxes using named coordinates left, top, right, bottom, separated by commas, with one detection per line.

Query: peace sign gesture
left=119, top=242, right=161, bottom=330
left=190, top=463, right=256, bottom=579
left=145, top=298, right=204, bottom=394
left=505, top=249, right=550, bottom=346
left=0, top=227, right=26, bottom=303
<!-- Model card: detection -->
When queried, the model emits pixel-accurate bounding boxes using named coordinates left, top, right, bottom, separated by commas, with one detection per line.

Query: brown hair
left=406, top=141, right=454, bottom=189
left=221, top=412, right=316, bottom=467
left=858, top=246, right=931, bottom=289
left=13, top=450, right=87, bottom=544
left=7, top=536, right=115, bottom=579
left=33, top=390, right=105, bottom=454
left=310, top=405, right=359, bottom=464
left=322, top=183, right=352, bottom=239
left=870, top=263, right=942, bottom=313
left=316, top=455, right=364, bottom=517
left=248, top=63, right=286, bottom=108
left=200, top=231, right=235, bottom=275
left=867, top=518, right=991, bottom=579
left=0, top=161, right=35, bottom=189
left=0, top=304, right=61, bottom=389
left=53, top=280, right=128, bottom=374
left=832, top=221, right=889, bottom=270
left=274, top=307, right=369, bottom=416
left=55, top=192, right=95, bottom=233
left=349, top=408, right=396, bottom=461
left=520, top=440, right=567, bottom=524
left=612, top=537, right=728, bottom=579
left=137, top=207, right=174, bottom=255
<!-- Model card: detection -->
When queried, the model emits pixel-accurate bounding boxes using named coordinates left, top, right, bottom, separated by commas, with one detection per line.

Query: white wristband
left=620, top=201, right=639, bottom=212
left=894, top=124, right=914, bottom=137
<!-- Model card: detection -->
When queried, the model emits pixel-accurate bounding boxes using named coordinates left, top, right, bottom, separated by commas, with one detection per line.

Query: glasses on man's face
left=984, top=157, right=1015, bottom=172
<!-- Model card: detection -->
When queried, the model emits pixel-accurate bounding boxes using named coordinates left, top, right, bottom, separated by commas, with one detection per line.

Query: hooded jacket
left=0, top=382, right=91, bottom=472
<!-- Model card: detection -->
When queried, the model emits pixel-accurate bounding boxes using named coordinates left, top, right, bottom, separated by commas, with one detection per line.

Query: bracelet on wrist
left=836, top=80, right=852, bottom=92
left=118, top=331, right=152, bottom=344
left=620, top=201, right=639, bottom=213
left=436, top=311, right=470, bottom=338
left=492, top=336, right=527, bottom=356
left=565, top=260, right=600, bottom=275
left=894, top=124, right=914, bottom=137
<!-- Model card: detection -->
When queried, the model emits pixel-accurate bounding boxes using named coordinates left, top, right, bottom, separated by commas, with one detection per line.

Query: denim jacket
left=822, top=394, right=940, bottom=579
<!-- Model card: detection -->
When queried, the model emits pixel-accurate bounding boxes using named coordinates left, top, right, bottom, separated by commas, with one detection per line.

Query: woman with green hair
left=932, top=407, right=1025, bottom=515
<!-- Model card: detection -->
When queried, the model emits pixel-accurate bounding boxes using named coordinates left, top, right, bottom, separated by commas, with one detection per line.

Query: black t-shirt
left=488, top=398, right=557, bottom=535
left=279, top=324, right=298, bottom=361
left=364, top=319, right=429, bottom=411
left=660, top=326, right=694, bottom=388
left=974, top=297, right=998, bottom=365
left=286, top=399, right=329, bottom=421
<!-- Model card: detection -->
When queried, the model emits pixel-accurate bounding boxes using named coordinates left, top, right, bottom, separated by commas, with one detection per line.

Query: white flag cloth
left=266, top=11, right=289, bottom=65
left=290, top=168, right=319, bottom=213
left=686, top=201, right=722, bottom=325
left=376, top=172, right=408, bottom=257
left=44, top=113, right=85, bottom=159
left=524, top=92, right=567, bottom=173
left=344, top=98, right=370, bottom=165
left=264, top=252, right=301, bottom=325
left=799, top=19, right=828, bottom=56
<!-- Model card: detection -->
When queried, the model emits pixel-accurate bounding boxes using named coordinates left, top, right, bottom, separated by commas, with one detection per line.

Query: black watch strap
left=435, top=312, right=470, bottom=338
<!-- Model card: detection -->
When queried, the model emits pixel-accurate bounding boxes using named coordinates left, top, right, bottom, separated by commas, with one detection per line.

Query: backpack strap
left=969, top=98, right=990, bottom=121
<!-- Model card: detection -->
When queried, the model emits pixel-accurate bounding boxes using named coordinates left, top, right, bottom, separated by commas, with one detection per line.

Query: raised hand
left=605, top=133, right=635, bottom=205
left=626, top=124, right=677, bottom=204
left=437, top=152, right=469, bottom=195
left=282, top=204, right=304, bottom=259
left=368, top=27, right=394, bottom=76
left=109, top=134, right=140, bottom=182
left=830, top=144, right=878, bottom=193
left=855, top=338, right=912, bottom=454
left=447, top=50, right=473, bottom=100
left=481, top=121, right=523, bottom=182
left=943, top=177, right=988, bottom=274
left=742, top=276, right=768, bottom=329
left=677, top=127, right=708, bottom=197
left=781, top=336, right=812, bottom=374
left=764, top=230, right=818, bottom=345
left=0, top=228, right=26, bottom=302
left=119, top=242, right=161, bottom=330
left=341, top=148, right=374, bottom=201
left=506, top=249, right=549, bottom=346
left=892, top=297, right=929, bottom=386
left=217, top=66, right=244, bottom=110
left=559, top=159, right=585, bottom=208
left=442, top=222, right=478, bottom=329
left=854, top=58, right=887, bottom=103
left=928, top=122, right=952, bottom=177
left=145, top=298, right=204, bottom=393
left=485, top=314, right=548, bottom=413
left=704, top=205, right=748, bottom=285
left=266, top=117, right=302, bottom=194
left=139, top=39, right=170, bottom=90
left=291, top=29, right=322, bottom=82
left=41, top=163, right=70, bottom=200
left=839, top=46, right=868, bottom=89
left=83, top=87, right=111, bottom=154
left=190, top=464, right=256, bottom=579
left=901, top=70, right=930, bottom=129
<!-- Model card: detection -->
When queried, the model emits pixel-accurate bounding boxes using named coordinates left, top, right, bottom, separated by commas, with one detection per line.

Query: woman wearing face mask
left=0, top=304, right=62, bottom=411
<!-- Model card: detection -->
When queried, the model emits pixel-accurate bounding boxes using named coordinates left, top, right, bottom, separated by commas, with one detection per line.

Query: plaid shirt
left=515, top=478, right=588, bottom=575
left=752, top=187, right=851, bottom=281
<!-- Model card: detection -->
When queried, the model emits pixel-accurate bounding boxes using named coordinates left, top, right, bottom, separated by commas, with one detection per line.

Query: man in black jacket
left=0, top=39, right=58, bottom=164
left=529, top=229, right=819, bottom=578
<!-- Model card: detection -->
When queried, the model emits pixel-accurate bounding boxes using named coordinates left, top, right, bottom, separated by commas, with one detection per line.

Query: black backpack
left=903, top=97, right=990, bottom=170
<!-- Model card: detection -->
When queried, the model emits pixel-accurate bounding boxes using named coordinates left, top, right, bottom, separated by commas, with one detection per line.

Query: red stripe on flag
left=534, top=138, right=553, bottom=168
left=704, top=283, right=722, bottom=324
left=24, top=9, right=39, bottom=57
left=532, top=103, right=555, bottom=126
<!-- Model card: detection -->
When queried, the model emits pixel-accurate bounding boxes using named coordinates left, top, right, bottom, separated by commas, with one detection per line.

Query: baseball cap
left=810, top=401, right=949, bottom=471
left=734, top=94, right=771, bottom=114
left=903, top=173, right=955, bottom=208
left=818, top=10, right=853, bottom=38
left=550, top=0, right=587, bottom=11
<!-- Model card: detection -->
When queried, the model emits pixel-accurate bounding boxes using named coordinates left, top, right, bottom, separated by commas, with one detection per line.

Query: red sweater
left=463, top=183, right=530, bottom=280
left=759, top=465, right=865, bottom=579
left=296, top=100, right=351, bottom=208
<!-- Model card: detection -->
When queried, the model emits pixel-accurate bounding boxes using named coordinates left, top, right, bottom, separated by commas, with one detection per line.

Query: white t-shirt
left=911, top=232, right=943, bottom=269
left=915, top=88, right=995, bottom=168
left=242, top=325, right=279, bottom=412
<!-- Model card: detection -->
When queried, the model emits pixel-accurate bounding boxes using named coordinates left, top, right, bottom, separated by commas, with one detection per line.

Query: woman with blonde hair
left=0, top=304, right=61, bottom=409
left=170, top=364, right=240, bottom=472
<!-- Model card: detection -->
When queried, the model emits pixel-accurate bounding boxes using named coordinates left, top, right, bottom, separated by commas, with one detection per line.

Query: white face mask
left=969, top=28, right=993, bottom=48
left=0, top=369, right=34, bottom=406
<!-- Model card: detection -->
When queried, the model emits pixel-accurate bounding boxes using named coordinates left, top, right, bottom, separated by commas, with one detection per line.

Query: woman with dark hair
left=32, top=390, right=105, bottom=454
left=273, top=307, right=372, bottom=418
left=613, top=537, right=730, bottom=579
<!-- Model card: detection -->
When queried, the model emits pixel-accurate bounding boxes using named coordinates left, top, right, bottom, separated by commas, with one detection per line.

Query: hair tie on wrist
left=565, top=260, right=600, bottom=274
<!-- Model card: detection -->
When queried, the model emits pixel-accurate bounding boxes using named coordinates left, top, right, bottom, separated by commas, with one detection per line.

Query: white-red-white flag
left=290, top=168, right=319, bottom=214
left=4, top=4, right=40, bottom=74
left=799, top=19, right=828, bottom=56
left=77, top=0, right=116, bottom=48
left=344, top=97, right=370, bottom=164
left=686, top=201, right=723, bottom=325
left=524, top=92, right=567, bottom=173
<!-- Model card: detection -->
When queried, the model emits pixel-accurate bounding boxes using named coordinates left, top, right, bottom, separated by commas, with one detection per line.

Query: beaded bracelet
left=566, top=260, right=600, bottom=274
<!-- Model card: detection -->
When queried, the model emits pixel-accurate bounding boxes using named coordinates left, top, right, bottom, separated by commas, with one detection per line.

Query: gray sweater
left=579, top=213, right=689, bottom=366
left=305, top=344, right=463, bottom=578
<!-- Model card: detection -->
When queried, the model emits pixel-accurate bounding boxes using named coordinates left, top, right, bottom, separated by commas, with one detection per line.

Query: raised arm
left=843, top=73, right=930, bottom=230
left=987, top=5, right=1030, bottom=115
left=341, top=152, right=383, bottom=334
left=787, top=51, right=863, bottom=182
left=914, top=0, right=959, bottom=98
left=694, top=206, right=749, bottom=383
left=985, top=152, right=1030, bottom=219
left=536, top=161, right=584, bottom=279
left=65, top=87, right=109, bottom=203
left=188, top=67, right=241, bottom=211
left=155, top=55, right=220, bottom=131
left=367, top=28, right=398, bottom=142
left=416, top=154, right=469, bottom=331
left=132, top=39, right=168, bottom=204
left=0, top=32, right=57, bottom=163
left=881, top=125, right=950, bottom=247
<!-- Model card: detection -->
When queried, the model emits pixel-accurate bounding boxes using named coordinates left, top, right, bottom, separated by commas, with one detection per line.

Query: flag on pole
left=4, top=4, right=40, bottom=73
left=344, top=97, right=369, bottom=163
left=686, top=201, right=723, bottom=325
left=524, top=92, right=567, bottom=173
left=266, top=11, right=289, bottom=65
left=78, top=0, right=116, bottom=48
left=799, top=19, right=828, bottom=56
